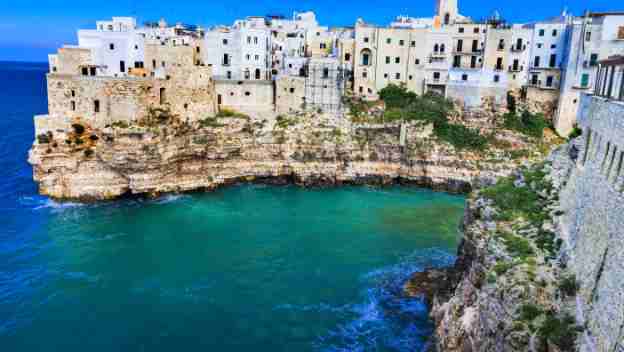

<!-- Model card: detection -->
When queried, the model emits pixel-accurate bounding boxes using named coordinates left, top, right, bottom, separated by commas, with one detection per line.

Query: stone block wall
left=559, top=93, right=624, bottom=351
left=215, top=80, right=274, bottom=115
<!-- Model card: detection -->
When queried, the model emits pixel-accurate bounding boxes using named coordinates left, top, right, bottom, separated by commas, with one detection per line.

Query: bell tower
left=436, top=0, right=459, bottom=25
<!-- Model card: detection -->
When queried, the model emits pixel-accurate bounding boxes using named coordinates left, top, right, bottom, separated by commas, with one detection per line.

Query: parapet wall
left=558, top=93, right=624, bottom=351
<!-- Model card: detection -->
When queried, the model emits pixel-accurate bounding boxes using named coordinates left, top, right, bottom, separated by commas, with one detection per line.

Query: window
left=361, top=50, right=371, bottom=66
left=119, top=61, right=125, bottom=73
left=531, top=74, right=538, bottom=85
left=586, top=32, right=592, bottom=41
left=589, top=53, right=598, bottom=66
left=471, top=40, right=478, bottom=52
left=440, top=44, right=445, bottom=52
left=290, top=88, right=295, bottom=93
left=444, top=13, right=450, bottom=25
left=580, top=73, right=589, bottom=87
left=537, top=43, right=543, bottom=48
left=82, top=67, right=88, bottom=76
left=89, top=67, right=96, bottom=76
left=474, top=27, right=479, bottom=33
left=246, top=54, right=251, bottom=60
left=386, top=56, right=391, bottom=64
left=386, top=38, right=391, bottom=44
left=539, top=29, right=545, bottom=36
left=227, top=71, right=232, bottom=79
left=453, top=55, right=461, bottom=68
left=71, top=101, right=76, bottom=111
left=247, top=36, right=251, bottom=44
left=71, top=90, right=75, bottom=97
left=362, top=71, right=367, bottom=78
left=162, top=61, right=166, bottom=68
left=434, top=44, right=439, bottom=52
left=470, top=56, right=477, bottom=68
left=245, top=91, right=251, bottom=96
left=551, top=44, right=556, bottom=49
left=384, top=73, right=389, bottom=78
left=109, top=43, right=115, bottom=50
left=217, top=94, right=222, bottom=105
left=134, top=61, right=144, bottom=69
left=322, top=68, right=329, bottom=79
left=549, top=54, right=556, bottom=68
left=495, top=57, right=503, bottom=70
left=546, top=75, right=554, bottom=87
left=320, top=43, right=326, bottom=49
left=415, top=59, right=420, bottom=65
left=433, top=72, right=441, bottom=80
left=254, top=55, right=259, bottom=61
left=462, top=74, right=468, bottom=81
left=345, top=53, right=351, bottom=61
left=94, top=100, right=100, bottom=113
left=255, top=69, right=261, bottom=80
left=359, top=86, right=363, bottom=93
left=399, top=40, right=404, bottom=46
left=152, top=60, right=157, bottom=69
left=223, top=54, right=229, bottom=66
left=134, top=45, right=138, bottom=50
left=458, top=27, right=464, bottom=33
left=552, top=29, right=557, bottom=36
left=395, top=73, right=400, bottom=79
left=493, top=75, right=500, bottom=82
left=534, top=56, right=540, bottom=67
left=395, top=57, right=400, bottom=64
left=409, top=75, right=413, bottom=80
left=512, top=59, right=519, bottom=71
left=411, top=41, right=416, bottom=47
left=223, top=39, right=228, bottom=45
left=364, top=37, right=369, bottom=43
left=159, top=88, right=166, bottom=104
left=456, top=39, right=463, bottom=52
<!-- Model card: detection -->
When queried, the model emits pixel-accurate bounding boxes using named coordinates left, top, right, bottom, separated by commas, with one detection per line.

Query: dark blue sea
left=0, top=61, right=465, bottom=351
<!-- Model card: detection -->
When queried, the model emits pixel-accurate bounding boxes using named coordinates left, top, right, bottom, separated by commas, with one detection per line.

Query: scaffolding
left=302, top=59, right=349, bottom=114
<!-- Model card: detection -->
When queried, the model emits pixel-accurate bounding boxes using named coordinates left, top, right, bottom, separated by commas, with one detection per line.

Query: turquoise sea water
left=0, top=62, right=466, bottom=351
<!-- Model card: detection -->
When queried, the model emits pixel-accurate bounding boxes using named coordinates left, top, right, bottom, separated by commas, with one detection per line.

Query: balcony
left=528, top=79, right=560, bottom=90
left=426, top=77, right=448, bottom=85
left=508, top=65, right=524, bottom=72
left=429, top=54, right=447, bottom=62
left=510, top=45, right=527, bottom=52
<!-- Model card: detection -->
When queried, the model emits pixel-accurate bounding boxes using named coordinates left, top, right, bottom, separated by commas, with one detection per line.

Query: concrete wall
left=276, top=76, right=305, bottom=113
left=215, top=80, right=274, bottom=115
left=560, top=94, right=624, bottom=352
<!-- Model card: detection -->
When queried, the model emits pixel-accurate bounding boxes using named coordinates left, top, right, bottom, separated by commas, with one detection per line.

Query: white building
left=204, top=17, right=272, bottom=80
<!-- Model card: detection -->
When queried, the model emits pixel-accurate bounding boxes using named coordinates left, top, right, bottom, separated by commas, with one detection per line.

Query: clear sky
left=0, top=0, right=620, bottom=62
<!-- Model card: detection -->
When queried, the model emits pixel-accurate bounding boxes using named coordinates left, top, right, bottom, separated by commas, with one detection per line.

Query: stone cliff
left=411, top=134, right=624, bottom=352
left=28, top=110, right=543, bottom=201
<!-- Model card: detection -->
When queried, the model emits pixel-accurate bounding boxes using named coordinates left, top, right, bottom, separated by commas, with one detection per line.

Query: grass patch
left=275, top=115, right=298, bottom=129
left=519, top=303, right=543, bottom=322
left=503, top=110, right=549, bottom=138
left=496, top=231, right=535, bottom=260
left=538, top=312, right=581, bottom=351
left=199, top=117, right=224, bottom=128
left=216, top=108, right=250, bottom=120
left=378, top=84, right=488, bottom=151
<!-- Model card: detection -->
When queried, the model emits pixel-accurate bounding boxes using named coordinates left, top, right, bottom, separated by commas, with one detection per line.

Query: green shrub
left=111, top=121, right=130, bottom=129
left=216, top=108, right=250, bottom=120
left=519, top=303, right=543, bottom=322
left=378, top=84, right=417, bottom=109
left=558, top=275, right=579, bottom=297
left=493, top=261, right=514, bottom=275
left=538, top=312, right=581, bottom=351
left=199, top=117, right=224, bottom=128
left=496, top=231, right=535, bottom=260
left=436, top=123, right=488, bottom=151
left=72, top=123, right=85, bottom=135
left=503, top=110, right=549, bottom=138
left=568, top=125, right=582, bottom=140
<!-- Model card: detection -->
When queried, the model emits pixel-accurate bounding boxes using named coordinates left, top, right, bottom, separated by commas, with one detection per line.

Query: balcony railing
left=594, top=56, right=624, bottom=101
left=510, top=45, right=527, bottom=52
left=508, top=65, right=524, bottom=72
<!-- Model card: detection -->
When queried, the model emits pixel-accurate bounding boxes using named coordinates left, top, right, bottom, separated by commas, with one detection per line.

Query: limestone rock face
left=28, top=115, right=520, bottom=200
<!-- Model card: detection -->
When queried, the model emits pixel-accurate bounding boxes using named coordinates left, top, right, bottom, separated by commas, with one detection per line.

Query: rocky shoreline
left=406, top=143, right=583, bottom=352
left=28, top=111, right=536, bottom=201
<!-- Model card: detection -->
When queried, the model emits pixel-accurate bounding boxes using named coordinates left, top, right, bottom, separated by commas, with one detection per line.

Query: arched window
left=440, top=44, right=445, bottom=53
left=434, top=44, right=439, bottom=53
left=255, top=69, right=261, bottom=80
left=360, top=49, right=372, bottom=66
